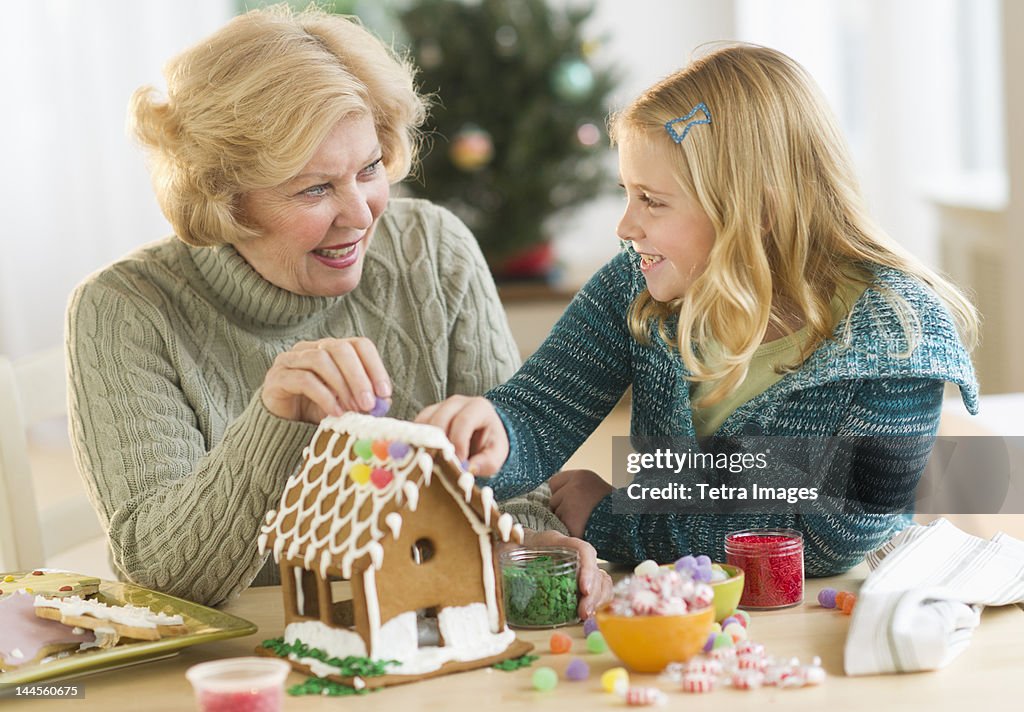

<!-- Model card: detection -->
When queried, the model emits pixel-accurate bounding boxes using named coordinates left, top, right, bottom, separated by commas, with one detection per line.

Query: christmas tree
left=398, top=0, right=619, bottom=278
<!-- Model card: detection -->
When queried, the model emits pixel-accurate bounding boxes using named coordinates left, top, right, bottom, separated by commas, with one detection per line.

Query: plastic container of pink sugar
left=186, top=657, right=290, bottom=712
left=724, top=528, right=804, bottom=610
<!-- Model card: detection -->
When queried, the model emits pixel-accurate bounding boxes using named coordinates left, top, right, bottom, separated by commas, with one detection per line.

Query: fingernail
left=377, top=379, right=392, bottom=398
left=360, top=391, right=375, bottom=411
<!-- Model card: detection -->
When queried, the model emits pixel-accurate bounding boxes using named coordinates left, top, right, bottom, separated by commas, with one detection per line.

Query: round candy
left=840, top=593, right=857, bottom=615
left=702, top=632, right=716, bottom=654
left=724, top=622, right=747, bottom=642
left=371, top=440, right=390, bottom=460
left=349, top=463, right=371, bottom=485
left=353, top=439, right=374, bottom=460
left=695, top=554, right=711, bottom=567
left=733, top=610, right=751, bottom=628
left=388, top=441, right=411, bottom=460
left=586, top=631, right=607, bottom=654
left=721, top=616, right=739, bottom=629
left=712, top=632, right=734, bottom=649
left=565, top=658, right=590, bottom=681
left=600, top=667, right=629, bottom=694
left=835, top=591, right=851, bottom=609
left=582, top=616, right=599, bottom=636
left=369, top=396, right=390, bottom=417
left=674, top=555, right=697, bottom=573
left=817, top=587, right=838, bottom=608
left=633, top=559, right=660, bottom=577
left=369, top=468, right=393, bottom=489
left=532, top=666, right=558, bottom=691
left=550, top=632, right=572, bottom=654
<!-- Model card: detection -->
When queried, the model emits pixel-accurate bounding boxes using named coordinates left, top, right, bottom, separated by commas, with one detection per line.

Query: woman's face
left=236, top=114, right=389, bottom=297
left=616, top=135, right=716, bottom=303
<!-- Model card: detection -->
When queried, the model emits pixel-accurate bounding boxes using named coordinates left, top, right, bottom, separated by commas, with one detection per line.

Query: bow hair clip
left=664, top=102, right=712, bottom=143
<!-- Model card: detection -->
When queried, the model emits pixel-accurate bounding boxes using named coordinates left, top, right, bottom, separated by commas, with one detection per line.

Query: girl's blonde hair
left=609, top=44, right=978, bottom=406
left=129, top=4, right=428, bottom=247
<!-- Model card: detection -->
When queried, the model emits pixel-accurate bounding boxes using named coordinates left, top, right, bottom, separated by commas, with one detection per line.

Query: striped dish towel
left=844, top=518, right=1024, bottom=675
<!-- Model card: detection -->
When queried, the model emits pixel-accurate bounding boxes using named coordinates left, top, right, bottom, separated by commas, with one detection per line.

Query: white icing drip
left=479, top=487, right=494, bottom=526
left=477, top=533, right=499, bottom=632
left=403, top=482, right=419, bottom=511
left=33, top=596, right=183, bottom=627
left=265, top=510, right=276, bottom=524
left=384, top=512, right=402, bottom=539
left=293, top=567, right=305, bottom=617
left=497, top=513, right=514, bottom=542
left=418, top=453, right=434, bottom=484
left=458, top=471, right=475, bottom=501
left=363, top=567, right=381, bottom=657
left=512, top=523, right=524, bottom=544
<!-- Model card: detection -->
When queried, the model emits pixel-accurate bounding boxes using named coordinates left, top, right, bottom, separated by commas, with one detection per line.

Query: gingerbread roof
left=258, top=413, right=523, bottom=579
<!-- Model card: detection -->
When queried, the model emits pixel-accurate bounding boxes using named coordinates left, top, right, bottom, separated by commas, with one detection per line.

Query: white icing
left=480, top=487, right=494, bottom=525
left=363, top=567, right=381, bottom=657
left=512, top=523, right=524, bottom=544
left=353, top=677, right=366, bottom=690
left=403, top=482, right=419, bottom=511
left=384, top=512, right=402, bottom=539
left=320, top=413, right=455, bottom=453
left=33, top=596, right=183, bottom=627
left=11, top=648, right=23, bottom=659
left=293, top=567, right=305, bottom=617
left=284, top=620, right=366, bottom=658
left=458, top=471, right=475, bottom=501
left=372, top=610, right=418, bottom=662
left=497, top=513, right=513, bottom=542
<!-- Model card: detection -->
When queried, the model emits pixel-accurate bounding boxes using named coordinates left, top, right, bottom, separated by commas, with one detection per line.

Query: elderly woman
left=66, top=6, right=609, bottom=611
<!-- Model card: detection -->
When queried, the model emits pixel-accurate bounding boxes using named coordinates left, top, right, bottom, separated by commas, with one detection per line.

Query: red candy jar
left=725, top=528, right=804, bottom=609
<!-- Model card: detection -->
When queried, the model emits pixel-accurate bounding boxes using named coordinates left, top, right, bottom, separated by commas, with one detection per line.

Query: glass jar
left=499, top=546, right=580, bottom=628
left=724, top=528, right=804, bottom=610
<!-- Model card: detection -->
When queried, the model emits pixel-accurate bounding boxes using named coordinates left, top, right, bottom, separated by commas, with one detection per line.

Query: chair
left=0, top=347, right=104, bottom=571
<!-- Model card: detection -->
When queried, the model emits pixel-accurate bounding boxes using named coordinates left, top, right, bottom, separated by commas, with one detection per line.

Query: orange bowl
left=595, top=604, right=715, bottom=673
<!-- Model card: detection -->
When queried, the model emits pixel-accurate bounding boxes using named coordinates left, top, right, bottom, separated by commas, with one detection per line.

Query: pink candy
left=737, top=654, right=767, bottom=672
left=681, top=672, right=715, bottom=693
left=624, top=687, right=666, bottom=706
left=731, top=670, right=765, bottom=690
left=609, top=565, right=713, bottom=618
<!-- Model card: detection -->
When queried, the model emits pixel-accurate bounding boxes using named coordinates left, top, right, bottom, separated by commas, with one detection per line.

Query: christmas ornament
left=449, top=125, right=494, bottom=172
left=552, top=59, right=594, bottom=101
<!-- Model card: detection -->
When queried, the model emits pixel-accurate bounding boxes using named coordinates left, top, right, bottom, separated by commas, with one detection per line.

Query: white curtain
left=0, top=0, right=233, bottom=359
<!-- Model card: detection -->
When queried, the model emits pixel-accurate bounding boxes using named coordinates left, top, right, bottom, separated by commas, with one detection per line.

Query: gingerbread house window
left=411, top=537, right=435, bottom=564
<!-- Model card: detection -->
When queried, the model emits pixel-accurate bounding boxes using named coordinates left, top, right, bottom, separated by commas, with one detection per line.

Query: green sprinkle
left=288, top=676, right=376, bottom=697
left=492, top=654, right=539, bottom=671
left=261, top=637, right=398, bottom=677
left=502, top=555, right=578, bottom=627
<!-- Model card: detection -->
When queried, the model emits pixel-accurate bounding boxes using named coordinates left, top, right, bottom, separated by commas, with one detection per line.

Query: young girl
left=418, top=44, right=979, bottom=576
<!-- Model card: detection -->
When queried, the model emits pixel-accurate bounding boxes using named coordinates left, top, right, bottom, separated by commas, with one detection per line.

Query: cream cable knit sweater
left=66, top=199, right=520, bottom=606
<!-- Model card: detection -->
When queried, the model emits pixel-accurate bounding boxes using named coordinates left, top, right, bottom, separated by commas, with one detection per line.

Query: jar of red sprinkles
left=725, top=528, right=804, bottom=610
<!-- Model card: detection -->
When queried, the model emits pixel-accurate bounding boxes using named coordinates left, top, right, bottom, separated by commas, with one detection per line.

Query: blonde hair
left=129, top=4, right=428, bottom=247
left=609, top=44, right=979, bottom=406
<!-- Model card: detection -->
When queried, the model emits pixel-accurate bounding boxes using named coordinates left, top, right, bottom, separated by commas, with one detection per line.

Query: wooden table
left=4, top=568, right=1023, bottom=709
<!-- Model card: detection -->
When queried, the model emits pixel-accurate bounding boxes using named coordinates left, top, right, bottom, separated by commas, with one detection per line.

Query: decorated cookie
left=0, top=591, right=95, bottom=670
left=0, top=570, right=100, bottom=600
left=34, top=595, right=188, bottom=643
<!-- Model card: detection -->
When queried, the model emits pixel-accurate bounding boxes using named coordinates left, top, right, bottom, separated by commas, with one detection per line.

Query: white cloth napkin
left=844, top=517, right=1024, bottom=675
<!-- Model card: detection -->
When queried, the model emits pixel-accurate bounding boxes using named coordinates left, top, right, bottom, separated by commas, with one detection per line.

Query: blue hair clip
left=664, top=102, right=712, bottom=143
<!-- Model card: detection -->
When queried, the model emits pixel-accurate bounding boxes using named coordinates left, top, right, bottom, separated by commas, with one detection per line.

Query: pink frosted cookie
left=0, top=591, right=95, bottom=670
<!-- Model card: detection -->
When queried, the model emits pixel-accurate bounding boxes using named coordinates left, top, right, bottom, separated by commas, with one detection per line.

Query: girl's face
left=236, top=114, right=389, bottom=297
left=616, top=135, right=716, bottom=303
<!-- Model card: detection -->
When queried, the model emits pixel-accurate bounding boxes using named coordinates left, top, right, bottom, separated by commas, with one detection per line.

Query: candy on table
left=532, top=666, right=558, bottom=691
left=817, top=587, right=838, bottom=608
left=600, top=667, right=629, bottom=694
left=585, top=630, right=607, bottom=654
left=549, top=632, right=572, bottom=654
left=720, top=615, right=739, bottom=629
left=582, top=616, right=599, bottom=636
left=723, top=621, right=748, bottom=642
left=737, top=653, right=767, bottom=672
left=702, top=632, right=716, bottom=654
left=801, top=656, right=827, bottom=686
left=686, top=656, right=723, bottom=676
left=711, top=632, right=734, bottom=650
left=731, top=669, right=765, bottom=690
left=735, top=640, right=764, bottom=658
left=839, top=593, right=857, bottom=615
left=681, top=672, right=715, bottom=693
left=624, top=686, right=667, bottom=706
left=733, top=609, right=751, bottom=627
left=565, top=658, right=590, bottom=681
left=834, top=590, right=852, bottom=609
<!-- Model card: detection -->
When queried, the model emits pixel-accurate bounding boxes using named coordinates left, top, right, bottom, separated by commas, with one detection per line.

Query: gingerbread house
left=257, top=413, right=531, bottom=687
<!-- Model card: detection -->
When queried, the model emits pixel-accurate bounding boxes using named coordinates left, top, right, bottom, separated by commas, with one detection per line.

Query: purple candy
left=565, top=658, right=590, bottom=681
left=693, top=562, right=713, bottom=583
left=702, top=631, right=716, bottom=654
left=369, top=396, right=390, bottom=417
left=674, top=555, right=698, bottom=573
left=582, top=616, right=599, bottom=636
left=721, top=616, right=740, bottom=629
left=695, top=554, right=711, bottom=567
left=388, top=441, right=411, bottom=460
left=817, top=587, right=838, bottom=609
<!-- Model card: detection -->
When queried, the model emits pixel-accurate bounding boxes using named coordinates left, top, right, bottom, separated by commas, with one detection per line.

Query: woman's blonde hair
left=609, top=44, right=978, bottom=406
left=129, top=4, right=428, bottom=247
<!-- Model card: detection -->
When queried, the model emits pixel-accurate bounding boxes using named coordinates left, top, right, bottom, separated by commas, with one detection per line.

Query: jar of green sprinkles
left=500, top=546, right=580, bottom=628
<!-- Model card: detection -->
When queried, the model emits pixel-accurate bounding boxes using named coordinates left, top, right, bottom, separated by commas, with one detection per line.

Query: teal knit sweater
left=487, top=249, right=979, bottom=576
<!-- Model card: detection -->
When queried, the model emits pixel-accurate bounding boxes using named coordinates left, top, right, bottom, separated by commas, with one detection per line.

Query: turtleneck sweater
left=65, top=198, right=520, bottom=606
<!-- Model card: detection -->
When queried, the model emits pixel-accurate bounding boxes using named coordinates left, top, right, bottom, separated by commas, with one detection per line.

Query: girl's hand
left=549, top=469, right=615, bottom=538
left=261, top=337, right=392, bottom=423
left=519, top=529, right=613, bottom=619
left=415, top=396, right=509, bottom=475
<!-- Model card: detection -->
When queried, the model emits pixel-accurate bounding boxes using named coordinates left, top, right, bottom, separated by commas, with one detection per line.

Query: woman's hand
left=415, top=396, right=508, bottom=475
left=549, top=469, right=614, bottom=538
left=261, top=337, right=391, bottom=423
left=519, top=529, right=613, bottom=619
